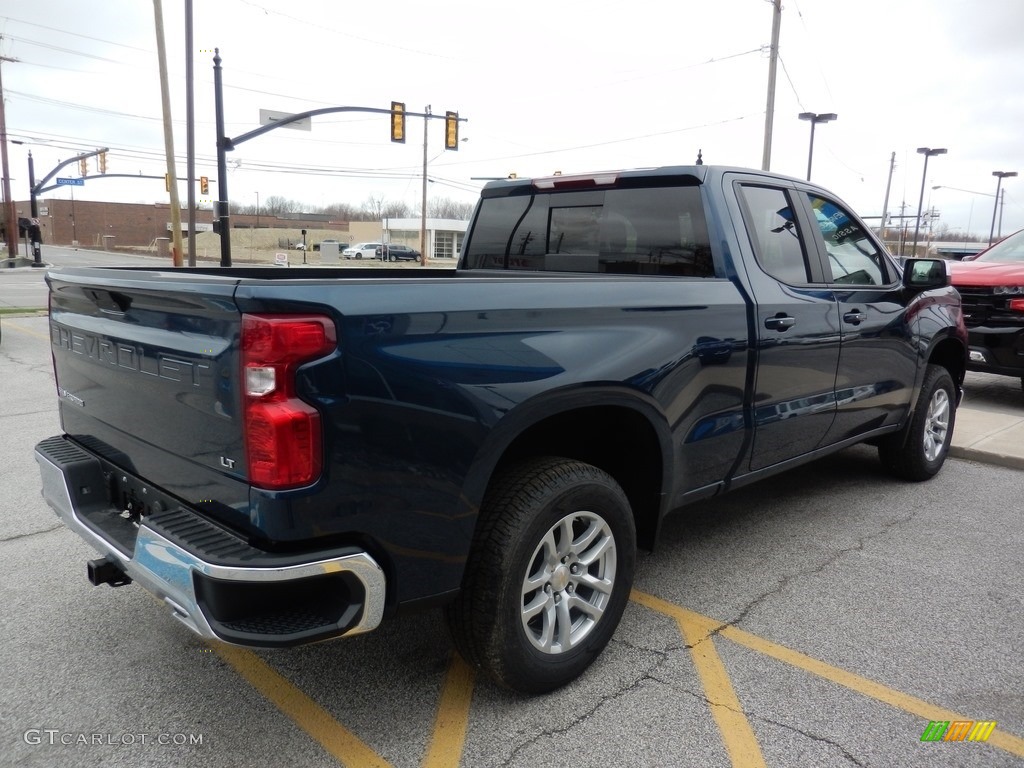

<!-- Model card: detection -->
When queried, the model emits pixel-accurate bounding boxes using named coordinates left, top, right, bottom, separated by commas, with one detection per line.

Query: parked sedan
left=342, top=242, right=382, bottom=260
left=949, top=228, right=1024, bottom=389
left=377, top=244, right=421, bottom=262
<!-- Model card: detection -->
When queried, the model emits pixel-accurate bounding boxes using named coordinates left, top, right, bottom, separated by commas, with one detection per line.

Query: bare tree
left=361, top=197, right=413, bottom=221
left=261, top=195, right=298, bottom=215
left=321, top=202, right=363, bottom=220
left=428, top=196, right=474, bottom=220
left=382, top=201, right=413, bottom=218
left=361, top=195, right=388, bottom=222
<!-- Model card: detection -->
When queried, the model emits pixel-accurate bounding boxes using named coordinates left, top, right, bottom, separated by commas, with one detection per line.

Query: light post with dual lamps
left=990, top=171, right=1017, bottom=245
left=797, top=112, right=837, bottom=181
left=911, top=147, right=947, bottom=257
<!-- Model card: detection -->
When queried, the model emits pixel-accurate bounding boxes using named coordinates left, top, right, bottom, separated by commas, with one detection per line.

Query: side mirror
left=902, top=258, right=950, bottom=292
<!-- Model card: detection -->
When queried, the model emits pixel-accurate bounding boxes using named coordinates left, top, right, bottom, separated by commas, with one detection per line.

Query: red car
left=949, top=228, right=1024, bottom=389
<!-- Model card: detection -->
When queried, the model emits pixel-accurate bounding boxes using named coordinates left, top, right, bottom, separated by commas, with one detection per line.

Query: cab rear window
left=461, top=185, right=715, bottom=277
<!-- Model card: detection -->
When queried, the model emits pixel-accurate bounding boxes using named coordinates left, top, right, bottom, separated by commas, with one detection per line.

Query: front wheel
left=878, top=364, right=956, bottom=481
left=446, top=457, right=636, bottom=693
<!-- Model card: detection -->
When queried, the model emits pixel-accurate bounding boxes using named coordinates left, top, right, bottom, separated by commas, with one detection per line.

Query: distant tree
left=261, top=195, right=298, bottom=215
left=383, top=201, right=413, bottom=219
left=428, top=196, right=474, bottom=220
left=321, top=202, right=362, bottom=221
left=361, top=196, right=413, bottom=221
left=361, top=195, right=387, bottom=222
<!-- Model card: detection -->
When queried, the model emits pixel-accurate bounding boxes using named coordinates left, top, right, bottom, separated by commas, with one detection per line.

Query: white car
left=342, top=242, right=382, bottom=260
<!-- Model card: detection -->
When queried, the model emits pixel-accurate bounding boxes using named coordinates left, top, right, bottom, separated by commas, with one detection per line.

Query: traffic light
left=98, top=152, right=107, bottom=174
left=444, top=111, right=459, bottom=150
left=200, top=176, right=209, bottom=195
left=390, top=101, right=405, bottom=143
left=79, top=158, right=88, bottom=177
left=165, top=173, right=171, bottom=192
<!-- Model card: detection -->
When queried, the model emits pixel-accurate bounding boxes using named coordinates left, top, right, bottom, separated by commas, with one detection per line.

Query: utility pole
left=153, top=0, right=184, bottom=266
left=0, top=48, right=19, bottom=263
left=185, top=0, right=197, bottom=266
left=761, top=0, right=782, bottom=171
left=878, top=152, right=895, bottom=238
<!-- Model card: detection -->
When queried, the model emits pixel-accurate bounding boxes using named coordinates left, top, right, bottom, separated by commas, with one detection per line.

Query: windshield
left=978, top=229, right=1024, bottom=262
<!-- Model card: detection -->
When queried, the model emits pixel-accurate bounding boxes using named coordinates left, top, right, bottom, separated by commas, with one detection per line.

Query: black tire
left=389, top=253, right=397, bottom=262
left=446, top=457, right=636, bottom=694
left=878, top=364, right=956, bottom=481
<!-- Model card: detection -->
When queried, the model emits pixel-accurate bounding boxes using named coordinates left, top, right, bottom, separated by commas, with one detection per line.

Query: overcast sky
left=3, top=0, right=1023, bottom=239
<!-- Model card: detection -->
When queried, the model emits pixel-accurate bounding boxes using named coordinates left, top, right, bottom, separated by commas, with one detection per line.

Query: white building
left=382, top=218, right=468, bottom=260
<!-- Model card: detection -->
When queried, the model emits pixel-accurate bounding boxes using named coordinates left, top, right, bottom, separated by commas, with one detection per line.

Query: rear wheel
left=446, top=457, right=635, bottom=693
left=878, top=364, right=956, bottom=481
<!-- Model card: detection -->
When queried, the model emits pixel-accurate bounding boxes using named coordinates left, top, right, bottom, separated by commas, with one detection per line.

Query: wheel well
left=495, top=406, right=664, bottom=550
left=929, top=337, right=966, bottom=386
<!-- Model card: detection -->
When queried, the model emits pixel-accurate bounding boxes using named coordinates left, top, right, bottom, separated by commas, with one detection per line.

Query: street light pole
left=989, top=170, right=1017, bottom=245
left=911, top=147, right=947, bottom=257
left=797, top=112, right=837, bottom=181
left=420, top=104, right=430, bottom=267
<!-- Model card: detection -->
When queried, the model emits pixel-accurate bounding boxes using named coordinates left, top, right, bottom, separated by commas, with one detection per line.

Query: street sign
left=259, top=109, right=312, bottom=131
left=56, top=178, right=85, bottom=187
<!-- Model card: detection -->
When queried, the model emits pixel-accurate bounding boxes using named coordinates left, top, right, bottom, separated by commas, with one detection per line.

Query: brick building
left=14, top=199, right=350, bottom=248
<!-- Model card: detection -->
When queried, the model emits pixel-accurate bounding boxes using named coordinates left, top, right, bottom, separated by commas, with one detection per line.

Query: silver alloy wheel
left=520, top=510, right=616, bottom=655
left=923, top=387, right=951, bottom=462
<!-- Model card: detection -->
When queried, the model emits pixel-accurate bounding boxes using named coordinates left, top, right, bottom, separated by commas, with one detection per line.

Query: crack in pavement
left=498, top=646, right=674, bottom=767
left=0, top=523, right=64, bottom=544
left=752, top=713, right=867, bottom=767
left=684, top=510, right=921, bottom=651
left=642, top=678, right=866, bottom=767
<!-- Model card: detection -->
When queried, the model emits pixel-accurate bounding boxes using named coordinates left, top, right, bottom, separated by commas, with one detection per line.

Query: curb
left=949, top=446, right=1024, bottom=472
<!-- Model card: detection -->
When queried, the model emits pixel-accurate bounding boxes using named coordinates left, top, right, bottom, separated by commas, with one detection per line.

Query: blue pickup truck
left=35, top=165, right=966, bottom=693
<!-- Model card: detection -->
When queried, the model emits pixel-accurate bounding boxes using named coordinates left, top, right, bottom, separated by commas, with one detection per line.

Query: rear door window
left=737, top=185, right=814, bottom=284
left=462, top=185, right=715, bottom=277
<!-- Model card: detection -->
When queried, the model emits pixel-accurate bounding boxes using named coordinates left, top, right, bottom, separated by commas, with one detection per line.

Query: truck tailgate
left=46, top=268, right=250, bottom=521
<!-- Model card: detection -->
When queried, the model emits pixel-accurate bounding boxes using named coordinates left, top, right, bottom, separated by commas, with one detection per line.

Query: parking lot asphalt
left=1, top=314, right=1022, bottom=768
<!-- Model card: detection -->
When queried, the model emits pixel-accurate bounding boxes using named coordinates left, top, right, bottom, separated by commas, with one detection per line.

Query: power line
left=1, top=33, right=124, bottom=63
left=0, top=15, right=151, bottom=52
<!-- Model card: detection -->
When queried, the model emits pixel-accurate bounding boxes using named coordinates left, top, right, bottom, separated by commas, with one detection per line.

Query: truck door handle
left=764, top=314, right=795, bottom=331
left=843, top=310, right=866, bottom=325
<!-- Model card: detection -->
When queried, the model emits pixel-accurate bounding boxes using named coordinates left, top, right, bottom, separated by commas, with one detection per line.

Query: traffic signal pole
left=211, top=51, right=465, bottom=267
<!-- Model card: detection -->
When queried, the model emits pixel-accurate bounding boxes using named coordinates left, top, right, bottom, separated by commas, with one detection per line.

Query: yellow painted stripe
left=212, top=643, right=393, bottom=768
left=717, top=622, right=1024, bottom=758
left=422, top=652, right=475, bottom=768
left=631, top=590, right=1024, bottom=759
left=632, top=590, right=766, bottom=768
left=5, top=319, right=51, bottom=341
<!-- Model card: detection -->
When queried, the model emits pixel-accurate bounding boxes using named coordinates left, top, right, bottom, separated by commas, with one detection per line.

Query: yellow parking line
left=212, top=643, right=393, bottom=768
left=631, top=590, right=1024, bottom=759
left=4, top=318, right=50, bottom=341
left=422, top=652, right=475, bottom=768
left=632, top=590, right=766, bottom=768
left=717, top=622, right=1024, bottom=758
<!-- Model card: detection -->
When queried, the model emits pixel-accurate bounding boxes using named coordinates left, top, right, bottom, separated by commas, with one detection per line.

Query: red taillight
left=533, top=172, right=619, bottom=190
left=1010, top=298, right=1024, bottom=313
left=241, top=314, right=336, bottom=489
